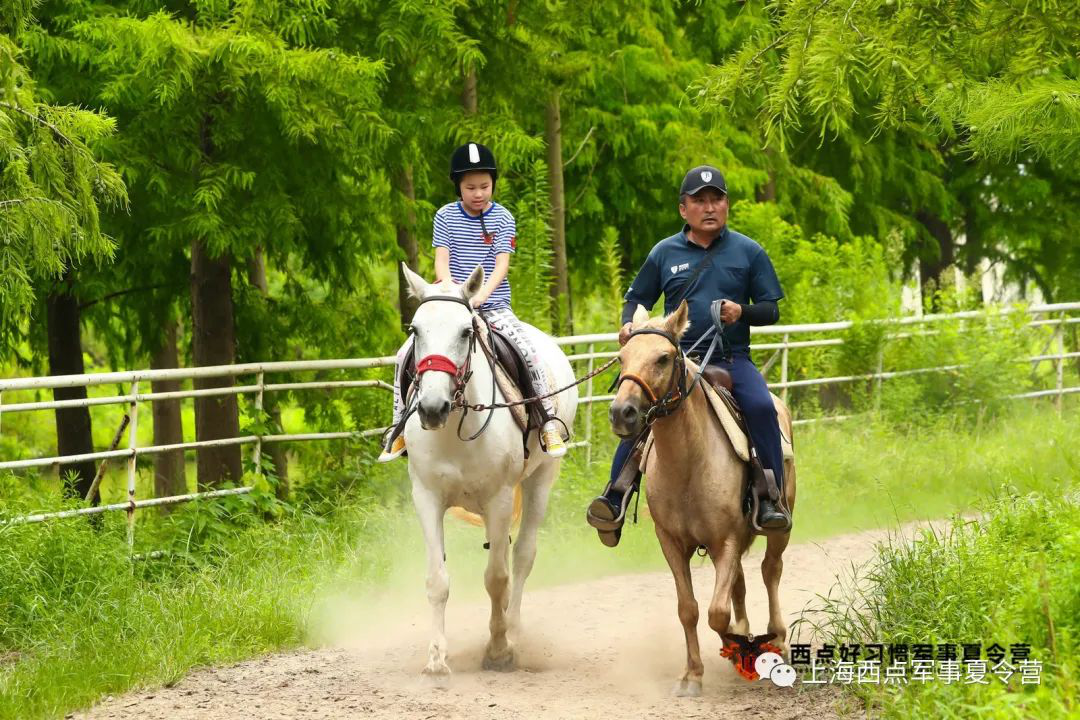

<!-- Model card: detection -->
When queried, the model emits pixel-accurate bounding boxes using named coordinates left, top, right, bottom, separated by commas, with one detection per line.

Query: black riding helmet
left=450, top=142, right=498, bottom=196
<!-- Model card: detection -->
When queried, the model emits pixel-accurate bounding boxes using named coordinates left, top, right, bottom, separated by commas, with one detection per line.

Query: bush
left=802, top=490, right=1080, bottom=718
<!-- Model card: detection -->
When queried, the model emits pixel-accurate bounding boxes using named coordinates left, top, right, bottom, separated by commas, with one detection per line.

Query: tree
left=695, top=0, right=1080, bottom=301
left=1, top=1, right=126, bottom=499
left=30, top=1, right=390, bottom=488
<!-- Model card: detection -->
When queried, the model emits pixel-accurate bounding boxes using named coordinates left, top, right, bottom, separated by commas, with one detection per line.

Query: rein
left=615, top=327, right=722, bottom=426
left=410, top=293, right=613, bottom=442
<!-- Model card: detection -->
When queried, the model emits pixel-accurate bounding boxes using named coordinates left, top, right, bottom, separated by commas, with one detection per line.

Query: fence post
left=874, top=345, right=885, bottom=412
left=127, top=381, right=139, bottom=552
left=254, top=371, right=265, bottom=474
left=584, top=343, right=594, bottom=466
left=780, top=333, right=789, bottom=403
left=1056, top=312, right=1065, bottom=413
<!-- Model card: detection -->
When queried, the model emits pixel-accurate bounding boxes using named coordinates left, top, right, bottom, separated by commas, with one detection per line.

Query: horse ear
left=665, top=300, right=690, bottom=338
left=461, top=264, right=485, bottom=301
left=401, top=262, right=428, bottom=299
left=632, top=304, right=650, bottom=326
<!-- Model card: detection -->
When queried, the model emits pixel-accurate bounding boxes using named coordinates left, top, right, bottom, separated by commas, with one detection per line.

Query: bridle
left=410, top=293, right=498, bottom=440
left=413, top=294, right=477, bottom=404
left=614, top=326, right=720, bottom=426
left=614, top=328, right=690, bottom=425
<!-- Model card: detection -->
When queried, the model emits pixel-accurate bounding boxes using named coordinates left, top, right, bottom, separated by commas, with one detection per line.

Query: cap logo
left=468, top=143, right=480, bottom=163
left=701, top=170, right=713, bottom=182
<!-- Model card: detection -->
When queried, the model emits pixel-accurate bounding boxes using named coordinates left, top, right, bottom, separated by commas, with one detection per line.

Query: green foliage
left=598, top=226, right=625, bottom=314
left=506, top=159, right=555, bottom=332
left=802, top=489, right=1080, bottom=718
left=735, top=200, right=901, bottom=326
left=0, top=398, right=1076, bottom=718
left=695, top=0, right=1080, bottom=303
left=0, top=1, right=126, bottom=353
left=875, top=302, right=1034, bottom=425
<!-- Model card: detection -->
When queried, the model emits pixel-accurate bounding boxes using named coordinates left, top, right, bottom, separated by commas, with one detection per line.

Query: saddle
left=399, top=321, right=548, bottom=434
left=638, top=362, right=794, bottom=533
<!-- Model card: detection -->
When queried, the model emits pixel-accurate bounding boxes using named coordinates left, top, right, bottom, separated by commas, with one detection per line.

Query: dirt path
left=78, top=524, right=927, bottom=720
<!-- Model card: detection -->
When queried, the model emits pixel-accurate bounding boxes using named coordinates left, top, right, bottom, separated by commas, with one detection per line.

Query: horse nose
left=418, top=398, right=451, bottom=429
left=609, top=402, right=640, bottom=436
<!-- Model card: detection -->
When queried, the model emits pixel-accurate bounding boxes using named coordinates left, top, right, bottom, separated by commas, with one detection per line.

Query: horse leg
left=656, top=527, right=703, bottom=697
left=481, top=487, right=516, bottom=671
left=728, top=561, right=750, bottom=637
left=762, top=531, right=791, bottom=655
left=412, top=481, right=451, bottom=677
left=508, top=461, right=557, bottom=639
left=706, top=539, right=742, bottom=659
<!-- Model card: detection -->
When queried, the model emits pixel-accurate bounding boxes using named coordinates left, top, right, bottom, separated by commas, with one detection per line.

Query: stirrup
left=586, top=476, right=640, bottom=546
left=586, top=494, right=629, bottom=547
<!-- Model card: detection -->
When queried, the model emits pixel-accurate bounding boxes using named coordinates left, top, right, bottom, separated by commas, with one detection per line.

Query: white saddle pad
left=479, top=323, right=559, bottom=433
left=639, top=373, right=793, bottom=471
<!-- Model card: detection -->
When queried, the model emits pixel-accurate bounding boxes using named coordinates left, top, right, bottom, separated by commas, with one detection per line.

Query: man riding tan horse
left=610, top=301, right=796, bottom=696
left=587, top=165, right=791, bottom=543
left=586, top=165, right=796, bottom=693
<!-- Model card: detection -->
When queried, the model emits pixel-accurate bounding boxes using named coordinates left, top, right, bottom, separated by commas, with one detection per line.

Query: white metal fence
left=2, top=302, right=1077, bottom=544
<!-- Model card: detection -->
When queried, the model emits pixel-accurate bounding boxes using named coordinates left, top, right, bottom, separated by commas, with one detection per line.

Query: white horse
left=400, top=263, right=578, bottom=676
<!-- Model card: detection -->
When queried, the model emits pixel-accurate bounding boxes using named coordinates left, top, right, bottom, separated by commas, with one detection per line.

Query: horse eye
left=461, top=327, right=473, bottom=339
left=656, top=354, right=670, bottom=366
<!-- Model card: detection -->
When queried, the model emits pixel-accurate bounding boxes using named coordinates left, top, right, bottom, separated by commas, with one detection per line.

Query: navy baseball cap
left=679, top=165, right=727, bottom=197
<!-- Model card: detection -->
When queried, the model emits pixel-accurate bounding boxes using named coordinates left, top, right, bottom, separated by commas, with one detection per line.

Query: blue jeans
left=609, top=353, right=784, bottom=492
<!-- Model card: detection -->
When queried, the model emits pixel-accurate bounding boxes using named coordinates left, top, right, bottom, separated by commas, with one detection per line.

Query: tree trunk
left=46, top=279, right=97, bottom=501
left=150, top=318, right=186, bottom=504
left=190, top=238, right=242, bottom=489
left=395, top=165, right=420, bottom=325
left=755, top=149, right=778, bottom=202
left=247, top=247, right=269, bottom=295
left=915, top=210, right=955, bottom=310
left=463, top=67, right=478, bottom=114
left=246, top=246, right=290, bottom=499
left=545, top=89, right=572, bottom=334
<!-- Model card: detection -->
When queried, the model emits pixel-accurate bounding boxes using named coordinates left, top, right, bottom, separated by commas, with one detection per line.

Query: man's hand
left=469, top=293, right=488, bottom=308
left=718, top=299, right=742, bottom=325
left=618, top=322, right=633, bottom=346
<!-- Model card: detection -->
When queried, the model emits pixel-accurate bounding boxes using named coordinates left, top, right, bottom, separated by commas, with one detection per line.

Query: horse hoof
left=672, top=679, right=702, bottom=697
left=421, top=662, right=452, bottom=683
left=482, top=647, right=516, bottom=672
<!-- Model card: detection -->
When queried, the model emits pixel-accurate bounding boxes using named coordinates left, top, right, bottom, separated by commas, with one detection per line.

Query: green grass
left=0, top=399, right=1077, bottom=718
left=801, top=491, right=1080, bottom=718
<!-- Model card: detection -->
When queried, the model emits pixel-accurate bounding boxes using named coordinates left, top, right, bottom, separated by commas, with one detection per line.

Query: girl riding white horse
left=399, top=263, right=578, bottom=675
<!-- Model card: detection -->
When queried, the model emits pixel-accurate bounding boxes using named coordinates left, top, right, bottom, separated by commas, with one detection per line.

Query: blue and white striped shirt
left=432, top=201, right=516, bottom=310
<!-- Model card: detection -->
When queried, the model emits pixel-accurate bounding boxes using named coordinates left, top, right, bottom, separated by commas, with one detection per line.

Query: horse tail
left=448, top=484, right=523, bottom=528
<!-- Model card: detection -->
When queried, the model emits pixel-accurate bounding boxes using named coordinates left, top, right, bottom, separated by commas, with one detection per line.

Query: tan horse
left=610, top=302, right=796, bottom=697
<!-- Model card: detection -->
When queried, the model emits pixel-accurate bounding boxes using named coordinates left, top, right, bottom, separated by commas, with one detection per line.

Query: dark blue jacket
left=622, top=225, right=784, bottom=355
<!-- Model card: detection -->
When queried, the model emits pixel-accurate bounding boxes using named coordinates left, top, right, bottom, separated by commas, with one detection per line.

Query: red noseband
left=416, top=354, right=461, bottom=378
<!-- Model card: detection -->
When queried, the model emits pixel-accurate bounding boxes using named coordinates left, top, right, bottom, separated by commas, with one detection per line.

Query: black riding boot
left=750, top=451, right=791, bottom=533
